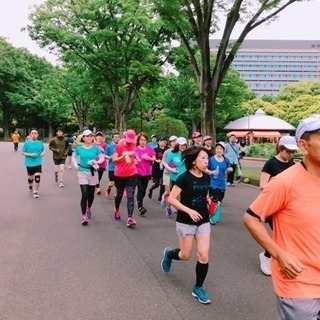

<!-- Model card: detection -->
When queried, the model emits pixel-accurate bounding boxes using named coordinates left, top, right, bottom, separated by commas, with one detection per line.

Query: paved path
left=0, top=142, right=276, bottom=320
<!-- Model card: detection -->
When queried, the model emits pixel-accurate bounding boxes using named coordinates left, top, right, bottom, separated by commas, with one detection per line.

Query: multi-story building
left=210, top=39, right=320, bottom=97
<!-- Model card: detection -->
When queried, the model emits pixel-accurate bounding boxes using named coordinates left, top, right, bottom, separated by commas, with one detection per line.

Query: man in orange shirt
left=244, top=114, right=320, bottom=320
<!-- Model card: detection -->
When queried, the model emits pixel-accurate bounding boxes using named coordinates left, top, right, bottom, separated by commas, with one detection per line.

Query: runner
left=207, top=142, right=232, bottom=225
left=148, top=136, right=168, bottom=202
left=48, top=127, right=69, bottom=187
left=94, top=131, right=107, bottom=195
left=112, top=129, right=138, bottom=227
left=11, top=130, right=20, bottom=152
left=202, top=135, right=215, bottom=157
left=21, top=128, right=45, bottom=198
left=164, top=137, right=188, bottom=217
left=161, top=146, right=212, bottom=304
left=66, top=135, right=75, bottom=169
left=148, top=134, right=157, bottom=148
left=72, top=129, right=103, bottom=225
left=161, top=135, right=177, bottom=217
left=135, top=132, right=156, bottom=215
left=105, top=132, right=120, bottom=197
left=258, top=135, right=298, bottom=276
left=191, top=131, right=202, bottom=147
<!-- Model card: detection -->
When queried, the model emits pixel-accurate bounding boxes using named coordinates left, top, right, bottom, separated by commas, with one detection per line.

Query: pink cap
left=124, top=129, right=137, bottom=144
left=192, top=131, right=202, bottom=138
left=203, top=135, right=212, bottom=142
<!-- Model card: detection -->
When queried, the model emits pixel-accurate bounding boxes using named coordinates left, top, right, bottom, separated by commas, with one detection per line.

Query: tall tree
left=154, top=0, right=302, bottom=141
left=28, top=0, right=173, bottom=131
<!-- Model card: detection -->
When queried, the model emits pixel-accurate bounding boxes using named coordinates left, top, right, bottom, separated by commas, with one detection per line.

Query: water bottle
left=214, top=166, right=219, bottom=179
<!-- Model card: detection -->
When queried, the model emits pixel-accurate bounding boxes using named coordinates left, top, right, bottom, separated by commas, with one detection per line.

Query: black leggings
left=96, top=170, right=104, bottom=188
left=136, top=175, right=151, bottom=208
left=80, top=185, right=95, bottom=215
left=227, top=163, right=237, bottom=184
left=149, top=176, right=165, bottom=201
left=114, top=175, right=137, bottom=217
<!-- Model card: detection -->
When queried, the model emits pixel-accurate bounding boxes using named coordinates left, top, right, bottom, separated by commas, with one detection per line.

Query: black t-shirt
left=175, top=171, right=210, bottom=226
left=262, top=156, right=295, bottom=178
left=152, top=146, right=168, bottom=177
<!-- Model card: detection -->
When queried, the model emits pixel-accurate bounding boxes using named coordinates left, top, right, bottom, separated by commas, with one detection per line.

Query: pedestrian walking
left=135, top=132, right=156, bottom=216
left=244, top=114, right=320, bottom=320
left=258, top=135, right=299, bottom=276
left=225, top=134, right=240, bottom=186
left=202, top=135, right=215, bottom=157
left=21, top=128, right=45, bottom=198
left=161, top=146, right=212, bottom=304
left=48, top=127, right=69, bottom=187
left=112, top=129, right=138, bottom=227
left=104, top=132, right=120, bottom=197
left=72, top=129, right=103, bottom=225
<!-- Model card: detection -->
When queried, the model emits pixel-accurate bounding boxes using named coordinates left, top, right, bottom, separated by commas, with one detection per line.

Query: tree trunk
left=200, top=81, right=217, bottom=143
left=114, top=111, right=126, bottom=133
left=2, top=105, right=12, bottom=141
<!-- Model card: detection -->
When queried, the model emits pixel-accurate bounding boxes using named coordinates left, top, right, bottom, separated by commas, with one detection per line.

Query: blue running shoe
left=86, top=208, right=92, bottom=219
left=161, top=247, right=172, bottom=273
left=192, top=286, right=211, bottom=304
left=165, top=207, right=172, bottom=218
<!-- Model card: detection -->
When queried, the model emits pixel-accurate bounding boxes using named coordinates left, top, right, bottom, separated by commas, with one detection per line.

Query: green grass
left=241, top=167, right=261, bottom=182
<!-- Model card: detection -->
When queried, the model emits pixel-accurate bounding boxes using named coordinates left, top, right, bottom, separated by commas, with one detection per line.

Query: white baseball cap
left=296, top=114, right=320, bottom=140
left=169, top=135, right=178, bottom=142
left=82, top=129, right=94, bottom=136
left=278, top=136, right=299, bottom=150
left=176, top=137, right=187, bottom=145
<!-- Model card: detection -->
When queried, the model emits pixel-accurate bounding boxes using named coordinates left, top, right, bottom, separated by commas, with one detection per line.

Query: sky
left=0, top=0, right=320, bottom=64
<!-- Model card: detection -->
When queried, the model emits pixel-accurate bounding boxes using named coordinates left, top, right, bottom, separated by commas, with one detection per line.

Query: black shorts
left=26, top=165, right=42, bottom=176
left=108, top=171, right=115, bottom=182
left=53, top=159, right=66, bottom=165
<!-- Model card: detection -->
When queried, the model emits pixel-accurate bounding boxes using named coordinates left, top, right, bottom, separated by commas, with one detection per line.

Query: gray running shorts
left=276, top=296, right=320, bottom=320
left=77, top=171, right=98, bottom=186
left=176, top=222, right=211, bottom=238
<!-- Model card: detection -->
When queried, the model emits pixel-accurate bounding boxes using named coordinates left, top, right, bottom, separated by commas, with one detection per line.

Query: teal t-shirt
left=22, top=140, right=44, bottom=167
left=165, top=151, right=186, bottom=181
left=75, top=145, right=101, bottom=172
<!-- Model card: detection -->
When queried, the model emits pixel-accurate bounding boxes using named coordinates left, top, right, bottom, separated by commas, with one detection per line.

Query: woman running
left=207, top=142, right=232, bottom=225
left=134, top=132, right=156, bottom=215
left=72, top=129, right=103, bottom=225
left=161, top=146, right=212, bottom=304
left=112, top=129, right=138, bottom=227
left=94, top=131, right=107, bottom=195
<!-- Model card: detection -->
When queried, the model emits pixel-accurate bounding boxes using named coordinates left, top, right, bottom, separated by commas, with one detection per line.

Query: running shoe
left=160, top=194, right=168, bottom=208
left=114, top=209, right=121, bottom=221
left=161, top=247, right=172, bottom=273
left=126, top=217, right=136, bottom=227
left=165, top=207, right=172, bottom=218
left=58, top=181, right=64, bottom=188
left=147, top=189, right=152, bottom=199
left=105, top=189, right=111, bottom=198
left=82, top=215, right=88, bottom=225
left=96, top=188, right=101, bottom=195
left=259, top=252, right=271, bottom=276
left=170, top=206, right=177, bottom=214
left=86, top=208, right=92, bottom=219
left=29, top=185, right=33, bottom=193
left=138, top=207, right=147, bottom=216
left=192, top=286, right=211, bottom=304
left=55, top=174, right=58, bottom=183
left=33, top=191, right=39, bottom=199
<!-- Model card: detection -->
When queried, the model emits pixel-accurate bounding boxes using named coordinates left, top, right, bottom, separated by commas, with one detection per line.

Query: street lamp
left=124, top=81, right=143, bottom=132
